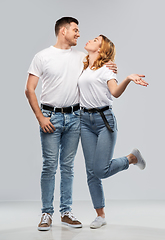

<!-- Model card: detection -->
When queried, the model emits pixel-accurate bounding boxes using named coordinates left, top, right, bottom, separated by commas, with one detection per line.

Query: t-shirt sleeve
left=102, top=65, right=118, bottom=83
left=28, top=54, right=43, bottom=78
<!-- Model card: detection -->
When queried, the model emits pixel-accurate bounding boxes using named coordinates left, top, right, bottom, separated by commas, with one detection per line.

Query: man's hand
left=39, top=116, right=56, bottom=133
left=105, top=61, right=118, bottom=74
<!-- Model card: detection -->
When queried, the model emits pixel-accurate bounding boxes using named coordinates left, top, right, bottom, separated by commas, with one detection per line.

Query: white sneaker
left=90, top=216, right=106, bottom=229
left=132, top=148, right=146, bottom=170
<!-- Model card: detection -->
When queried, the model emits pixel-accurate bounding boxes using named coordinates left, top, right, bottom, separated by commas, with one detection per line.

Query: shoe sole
left=90, top=222, right=107, bottom=229
left=38, top=224, right=52, bottom=231
left=61, top=222, right=82, bottom=228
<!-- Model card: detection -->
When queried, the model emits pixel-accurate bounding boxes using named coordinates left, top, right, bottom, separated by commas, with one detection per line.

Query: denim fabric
left=80, top=108, right=129, bottom=209
left=40, top=109, right=80, bottom=214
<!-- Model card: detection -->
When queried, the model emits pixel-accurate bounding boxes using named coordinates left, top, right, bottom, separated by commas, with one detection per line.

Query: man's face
left=64, top=22, right=80, bottom=46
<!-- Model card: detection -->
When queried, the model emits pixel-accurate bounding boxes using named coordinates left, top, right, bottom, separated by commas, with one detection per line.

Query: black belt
left=41, top=103, right=80, bottom=113
left=83, top=106, right=114, bottom=132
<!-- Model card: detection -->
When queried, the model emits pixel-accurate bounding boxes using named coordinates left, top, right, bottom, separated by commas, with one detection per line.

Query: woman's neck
left=88, top=52, right=99, bottom=68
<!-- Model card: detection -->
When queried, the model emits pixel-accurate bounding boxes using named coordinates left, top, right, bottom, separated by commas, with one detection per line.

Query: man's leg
left=59, top=110, right=82, bottom=227
left=38, top=110, right=62, bottom=231
left=40, top=129, right=61, bottom=215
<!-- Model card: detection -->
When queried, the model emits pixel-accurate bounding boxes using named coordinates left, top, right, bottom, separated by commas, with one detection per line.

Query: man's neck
left=54, top=39, right=71, bottom=50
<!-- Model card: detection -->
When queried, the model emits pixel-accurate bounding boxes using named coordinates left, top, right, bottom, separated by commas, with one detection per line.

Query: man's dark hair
left=55, top=17, right=79, bottom=36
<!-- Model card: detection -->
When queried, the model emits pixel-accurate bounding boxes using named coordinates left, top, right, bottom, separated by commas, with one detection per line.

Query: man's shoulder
left=34, top=46, right=52, bottom=59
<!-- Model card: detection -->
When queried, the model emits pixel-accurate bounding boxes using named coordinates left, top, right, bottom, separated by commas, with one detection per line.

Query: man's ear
left=60, top=26, right=67, bottom=35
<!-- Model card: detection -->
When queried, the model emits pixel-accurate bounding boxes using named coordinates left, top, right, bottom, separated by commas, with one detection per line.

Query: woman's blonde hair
left=83, top=34, right=116, bottom=70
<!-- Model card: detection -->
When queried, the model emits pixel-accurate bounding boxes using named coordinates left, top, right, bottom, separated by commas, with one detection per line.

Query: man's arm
left=25, top=74, right=55, bottom=133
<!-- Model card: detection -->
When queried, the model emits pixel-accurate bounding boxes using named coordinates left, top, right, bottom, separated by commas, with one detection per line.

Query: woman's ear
left=98, top=48, right=101, bottom=53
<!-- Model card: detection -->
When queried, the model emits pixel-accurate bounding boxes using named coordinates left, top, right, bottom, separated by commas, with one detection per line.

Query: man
left=25, top=17, right=117, bottom=231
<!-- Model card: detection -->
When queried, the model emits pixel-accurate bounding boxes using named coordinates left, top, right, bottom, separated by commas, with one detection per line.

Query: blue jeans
left=80, top=108, right=129, bottom=209
left=40, top=108, right=80, bottom=215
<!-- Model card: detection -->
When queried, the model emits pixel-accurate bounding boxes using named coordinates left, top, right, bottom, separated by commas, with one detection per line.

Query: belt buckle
left=88, top=108, right=93, bottom=113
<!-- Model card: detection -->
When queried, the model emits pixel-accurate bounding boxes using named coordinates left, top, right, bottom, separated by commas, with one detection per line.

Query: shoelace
left=62, top=211, right=78, bottom=221
left=93, top=216, right=103, bottom=222
left=41, top=213, right=52, bottom=224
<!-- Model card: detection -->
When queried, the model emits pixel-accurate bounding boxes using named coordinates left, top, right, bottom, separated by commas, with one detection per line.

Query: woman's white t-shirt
left=28, top=46, right=85, bottom=107
left=78, top=65, right=117, bottom=108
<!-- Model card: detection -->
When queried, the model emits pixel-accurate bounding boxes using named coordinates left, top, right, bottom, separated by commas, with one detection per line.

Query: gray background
left=0, top=0, right=164, bottom=202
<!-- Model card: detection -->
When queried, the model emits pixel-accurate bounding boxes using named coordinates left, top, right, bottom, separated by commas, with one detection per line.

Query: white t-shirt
left=28, top=46, right=86, bottom=107
left=78, top=65, right=117, bottom=108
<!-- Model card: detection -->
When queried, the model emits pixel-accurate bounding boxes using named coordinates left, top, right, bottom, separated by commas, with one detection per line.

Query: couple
left=25, top=17, right=148, bottom=231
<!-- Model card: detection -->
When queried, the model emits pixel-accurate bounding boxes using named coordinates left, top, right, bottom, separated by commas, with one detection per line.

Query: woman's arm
left=107, top=74, right=148, bottom=98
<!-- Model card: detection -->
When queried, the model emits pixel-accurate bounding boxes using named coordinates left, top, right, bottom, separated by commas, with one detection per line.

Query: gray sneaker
left=132, top=148, right=146, bottom=170
left=38, top=213, right=52, bottom=231
left=90, top=216, right=107, bottom=229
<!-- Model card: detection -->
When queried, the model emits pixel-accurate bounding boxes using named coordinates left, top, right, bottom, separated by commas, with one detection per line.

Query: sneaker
left=61, top=211, right=82, bottom=228
left=132, top=148, right=146, bottom=170
left=38, top=213, right=52, bottom=231
left=90, top=216, right=107, bottom=229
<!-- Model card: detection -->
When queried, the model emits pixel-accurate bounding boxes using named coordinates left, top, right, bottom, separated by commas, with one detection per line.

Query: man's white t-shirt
left=78, top=65, right=117, bottom=108
left=28, top=46, right=86, bottom=107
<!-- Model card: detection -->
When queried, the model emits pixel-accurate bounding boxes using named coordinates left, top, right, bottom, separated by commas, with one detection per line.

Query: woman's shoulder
left=100, top=65, right=117, bottom=81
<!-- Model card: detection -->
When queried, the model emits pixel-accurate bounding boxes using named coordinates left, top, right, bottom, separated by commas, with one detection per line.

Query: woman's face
left=85, top=36, right=102, bottom=53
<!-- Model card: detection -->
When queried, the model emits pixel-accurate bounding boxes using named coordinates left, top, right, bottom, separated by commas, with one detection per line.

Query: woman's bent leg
left=94, top=126, right=129, bottom=179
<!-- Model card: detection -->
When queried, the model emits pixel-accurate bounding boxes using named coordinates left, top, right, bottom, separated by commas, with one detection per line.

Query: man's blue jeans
left=40, top=108, right=80, bottom=215
left=80, top=108, right=129, bottom=209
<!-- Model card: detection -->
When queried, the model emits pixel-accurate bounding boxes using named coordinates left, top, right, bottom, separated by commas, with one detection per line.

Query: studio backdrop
left=0, top=0, right=164, bottom=201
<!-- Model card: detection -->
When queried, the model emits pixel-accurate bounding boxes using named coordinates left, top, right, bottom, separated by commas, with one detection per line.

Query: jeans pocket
left=41, top=109, right=52, bottom=118
left=104, top=110, right=117, bottom=130
left=40, top=110, right=56, bottom=133
left=113, top=115, right=118, bottom=131
left=106, top=114, right=115, bottom=129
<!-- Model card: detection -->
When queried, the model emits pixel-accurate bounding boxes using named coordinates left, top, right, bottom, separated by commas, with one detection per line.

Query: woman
left=78, top=35, right=148, bottom=229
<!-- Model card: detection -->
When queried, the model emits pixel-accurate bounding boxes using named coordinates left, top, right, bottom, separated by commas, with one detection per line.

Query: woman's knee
left=94, top=166, right=106, bottom=179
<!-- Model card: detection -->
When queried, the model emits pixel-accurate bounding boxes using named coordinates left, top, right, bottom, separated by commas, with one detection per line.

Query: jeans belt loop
left=71, top=105, right=73, bottom=113
left=54, top=107, right=56, bottom=113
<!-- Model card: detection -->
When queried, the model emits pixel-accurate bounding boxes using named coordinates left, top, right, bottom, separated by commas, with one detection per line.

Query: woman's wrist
left=125, top=76, right=132, bottom=83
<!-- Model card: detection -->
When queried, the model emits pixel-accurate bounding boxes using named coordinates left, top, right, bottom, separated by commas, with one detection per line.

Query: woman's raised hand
left=126, top=74, right=148, bottom=87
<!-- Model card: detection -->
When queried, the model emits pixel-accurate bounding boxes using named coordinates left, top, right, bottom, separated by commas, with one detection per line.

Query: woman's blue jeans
left=80, top=108, right=129, bottom=209
left=40, top=109, right=80, bottom=215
